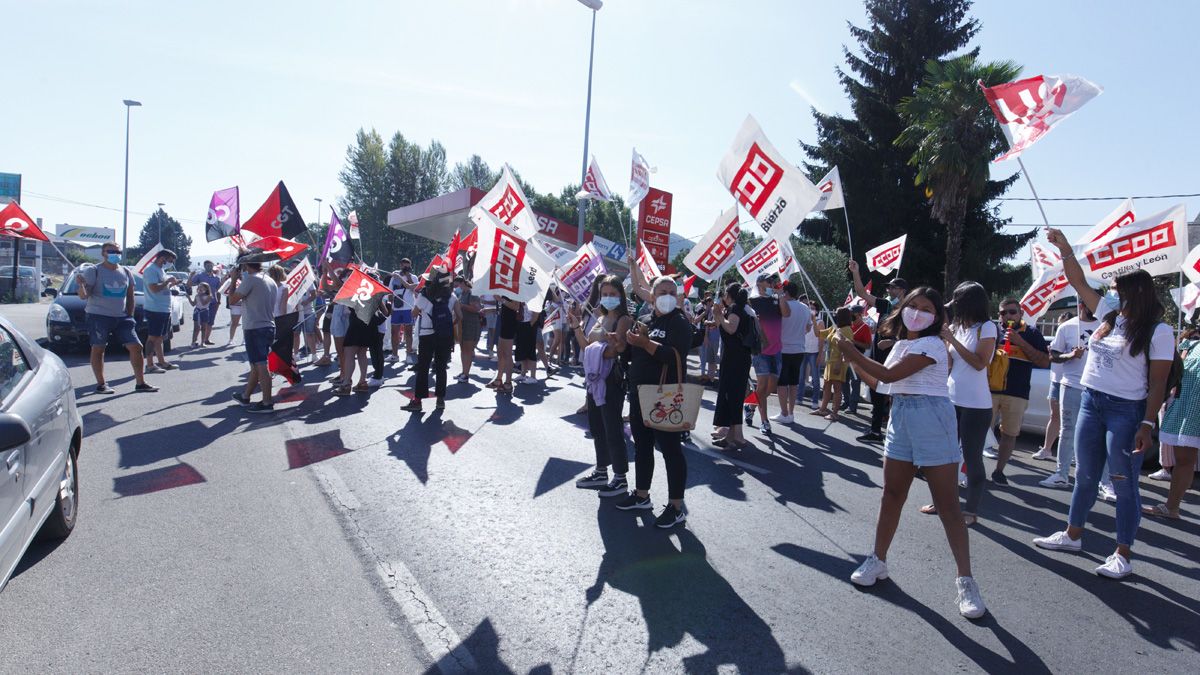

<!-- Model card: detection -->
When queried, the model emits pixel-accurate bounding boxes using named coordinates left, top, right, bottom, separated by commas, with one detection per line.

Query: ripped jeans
left=1068, top=388, right=1146, bottom=547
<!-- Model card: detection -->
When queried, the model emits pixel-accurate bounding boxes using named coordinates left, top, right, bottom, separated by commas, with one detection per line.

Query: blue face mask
left=106, top=253, right=122, bottom=265
left=163, top=262, right=174, bottom=271
left=599, top=296, right=621, bottom=311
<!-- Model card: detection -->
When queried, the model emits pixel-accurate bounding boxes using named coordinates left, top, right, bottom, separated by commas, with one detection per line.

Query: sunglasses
left=1001, top=309, right=1021, bottom=315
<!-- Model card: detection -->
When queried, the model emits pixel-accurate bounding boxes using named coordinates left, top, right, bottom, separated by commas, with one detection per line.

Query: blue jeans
left=1056, top=383, right=1112, bottom=483
left=842, top=370, right=861, bottom=412
left=1068, top=388, right=1146, bottom=547
left=799, top=352, right=821, bottom=407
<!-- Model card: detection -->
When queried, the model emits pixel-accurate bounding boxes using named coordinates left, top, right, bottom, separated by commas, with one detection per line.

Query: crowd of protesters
left=73, top=227, right=1198, bottom=622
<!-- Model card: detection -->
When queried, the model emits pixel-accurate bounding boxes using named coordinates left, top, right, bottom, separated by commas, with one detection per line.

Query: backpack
left=430, top=296, right=453, bottom=339
left=740, top=313, right=763, bottom=355
left=987, top=321, right=1011, bottom=392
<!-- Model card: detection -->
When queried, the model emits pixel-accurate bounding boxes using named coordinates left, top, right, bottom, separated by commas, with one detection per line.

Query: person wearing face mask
left=75, top=243, right=158, bottom=394
left=839, top=286, right=986, bottom=620
left=1033, top=228, right=1175, bottom=580
left=388, top=258, right=419, bottom=366
left=189, top=260, right=221, bottom=346
left=847, top=260, right=908, bottom=443
left=142, top=249, right=181, bottom=373
left=570, top=275, right=634, bottom=496
left=987, top=298, right=1050, bottom=485
left=710, top=283, right=754, bottom=450
left=1039, top=298, right=1105, bottom=491
left=748, top=272, right=789, bottom=435
left=620, top=264, right=695, bottom=528
left=454, top=277, right=483, bottom=383
left=698, top=294, right=720, bottom=384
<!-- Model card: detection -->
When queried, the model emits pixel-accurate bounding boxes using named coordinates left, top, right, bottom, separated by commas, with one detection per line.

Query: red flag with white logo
left=471, top=209, right=557, bottom=312
left=864, top=234, right=907, bottom=275
left=470, top=164, right=541, bottom=241
left=981, top=74, right=1103, bottom=162
left=811, top=166, right=845, bottom=212
left=717, top=115, right=823, bottom=240
left=240, top=181, right=307, bottom=240
left=334, top=265, right=391, bottom=324
left=684, top=206, right=742, bottom=282
left=0, top=201, right=49, bottom=241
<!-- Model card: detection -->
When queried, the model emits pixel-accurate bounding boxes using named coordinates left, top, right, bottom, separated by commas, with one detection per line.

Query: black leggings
left=369, top=329, right=385, bottom=379
left=870, top=389, right=891, bottom=434
left=588, top=389, right=628, bottom=474
left=629, top=388, right=687, bottom=500
left=956, top=405, right=991, bottom=514
left=415, top=334, right=451, bottom=399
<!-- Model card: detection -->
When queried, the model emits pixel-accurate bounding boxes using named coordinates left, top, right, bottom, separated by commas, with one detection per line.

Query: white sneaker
left=1038, top=474, right=1071, bottom=489
left=983, top=448, right=999, bottom=459
left=770, top=413, right=793, bottom=424
left=850, top=554, right=888, bottom=586
left=366, top=377, right=383, bottom=388
left=1099, top=482, right=1117, bottom=503
left=384, top=354, right=399, bottom=364
left=958, top=471, right=968, bottom=488
left=1033, top=530, right=1082, bottom=552
left=760, top=420, right=772, bottom=436
left=1095, top=553, right=1132, bottom=579
left=1031, top=447, right=1055, bottom=461
left=1148, top=468, right=1172, bottom=481
left=955, top=576, right=987, bottom=619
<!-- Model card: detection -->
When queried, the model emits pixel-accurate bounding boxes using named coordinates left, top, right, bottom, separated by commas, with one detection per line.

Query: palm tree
left=896, top=54, right=1022, bottom=291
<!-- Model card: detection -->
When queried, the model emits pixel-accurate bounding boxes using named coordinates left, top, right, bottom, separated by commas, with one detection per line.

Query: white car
left=1022, top=367, right=1053, bottom=435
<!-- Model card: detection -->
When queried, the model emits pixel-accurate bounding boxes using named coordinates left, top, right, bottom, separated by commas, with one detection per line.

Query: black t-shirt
left=629, top=309, right=693, bottom=386
left=999, top=322, right=1049, bottom=400
left=872, top=296, right=898, bottom=363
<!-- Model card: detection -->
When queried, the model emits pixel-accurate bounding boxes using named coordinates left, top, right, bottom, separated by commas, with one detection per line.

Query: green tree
left=129, top=208, right=191, bottom=269
left=447, top=155, right=499, bottom=191
left=897, top=54, right=1022, bottom=290
left=791, top=240, right=849, bottom=312
left=800, top=0, right=1032, bottom=295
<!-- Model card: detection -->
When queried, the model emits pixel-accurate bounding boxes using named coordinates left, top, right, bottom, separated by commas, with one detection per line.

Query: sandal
left=714, top=438, right=749, bottom=451
left=1142, top=504, right=1180, bottom=519
left=353, top=382, right=369, bottom=392
left=333, top=386, right=351, bottom=397
left=962, top=512, right=978, bottom=527
left=809, top=408, right=828, bottom=416
left=919, top=504, right=938, bottom=515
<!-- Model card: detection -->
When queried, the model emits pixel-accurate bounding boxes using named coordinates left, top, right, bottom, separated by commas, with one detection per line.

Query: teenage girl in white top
left=838, top=286, right=986, bottom=620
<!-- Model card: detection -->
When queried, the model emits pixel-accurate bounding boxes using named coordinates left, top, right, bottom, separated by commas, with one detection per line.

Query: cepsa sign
left=489, top=228, right=526, bottom=294
left=637, top=187, right=673, bottom=269
left=533, top=211, right=593, bottom=246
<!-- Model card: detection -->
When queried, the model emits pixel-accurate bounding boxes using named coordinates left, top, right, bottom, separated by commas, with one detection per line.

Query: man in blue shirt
left=989, top=298, right=1050, bottom=484
left=143, top=249, right=180, bottom=373
left=189, top=260, right=222, bottom=346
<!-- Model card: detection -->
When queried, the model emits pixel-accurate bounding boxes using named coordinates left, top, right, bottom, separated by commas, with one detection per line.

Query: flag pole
left=1016, top=156, right=1051, bottom=228
left=796, top=260, right=832, bottom=320
left=842, top=205, right=856, bottom=261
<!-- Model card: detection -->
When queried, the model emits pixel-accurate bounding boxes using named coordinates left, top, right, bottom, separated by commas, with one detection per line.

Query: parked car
left=0, top=265, right=40, bottom=303
left=0, top=314, right=83, bottom=592
left=45, top=271, right=186, bottom=353
left=168, top=271, right=191, bottom=294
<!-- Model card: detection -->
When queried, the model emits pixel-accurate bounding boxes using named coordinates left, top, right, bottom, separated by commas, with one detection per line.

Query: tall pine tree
left=800, top=0, right=1031, bottom=296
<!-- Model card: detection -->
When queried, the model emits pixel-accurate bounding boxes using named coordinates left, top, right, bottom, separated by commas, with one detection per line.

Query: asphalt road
left=0, top=300, right=1197, bottom=673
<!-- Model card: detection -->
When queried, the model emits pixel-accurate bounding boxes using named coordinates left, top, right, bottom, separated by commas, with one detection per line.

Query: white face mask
left=655, top=294, right=677, bottom=314
left=901, top=307, right=936, bottom=333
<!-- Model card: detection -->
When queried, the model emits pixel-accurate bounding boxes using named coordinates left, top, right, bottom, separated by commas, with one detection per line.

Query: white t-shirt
left=948, top=321, right=998, bottom=409
left=413, top=294, right=458, bottom=337
left=804, top=318, right=820, bottom=353
left=1050, top=316, right=1102, bottom=389
left=390, top=274, right=416, bottom=310
left=781, top=299, right=813, bottom=355
left=881, top=335, right=950, bottom=398
left=1080, top=295, right=1174, bottom=400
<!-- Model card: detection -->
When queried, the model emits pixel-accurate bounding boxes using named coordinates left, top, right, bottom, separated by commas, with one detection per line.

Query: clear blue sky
left=6, top=0, right=1197, bottom=269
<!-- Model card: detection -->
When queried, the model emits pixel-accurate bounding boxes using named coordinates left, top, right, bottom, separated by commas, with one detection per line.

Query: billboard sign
left=637, top=187, right=672, bottom=269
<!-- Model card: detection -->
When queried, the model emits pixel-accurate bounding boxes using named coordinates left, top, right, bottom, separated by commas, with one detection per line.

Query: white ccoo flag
left=576, top=156, right=614, bottom=202
left=1074, top=204, right=1188, bottom=282
left=982, top=74, right=1103, bottom=162
left=717, top=115, right=823, bottom=240
left=811, top=166, right=845, bottom=212
left=864, top=234, right=907, bottom=275
left=472, top=209, right=557, bottom=313
left=628, top=148, right=651, bottom=207
left=683, top=206, right=742, bottom=282
left=132, top=243, right=165, bottom=277
left=470, top=164, right=542, bottom=241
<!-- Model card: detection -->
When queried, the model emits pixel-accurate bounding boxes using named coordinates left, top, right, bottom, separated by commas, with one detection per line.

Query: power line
left=998, top=193, right=1200, bottom=202
left=22, top=190, right=205, bottom=225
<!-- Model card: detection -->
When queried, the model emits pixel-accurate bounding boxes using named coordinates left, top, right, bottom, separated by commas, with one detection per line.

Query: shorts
left=146, top=311, right=172, bottom=338
left=302, top=313, right=317, bottom=335
left=752, top=353, right=781, bottom=378
left=992, top=394, right=1029, bottom=437
left=779, top=352, right=804, bottom=386
left=885, top=394, right=962, bottom=467
left=193, top=307, right=212, bottom=326
left=499, top=308, right=517, bottom=341
left=230, top=304, right=243, bottom=317
left=331, top=308, right=350, bottom=339
left=514, top=323, right=537, bottom=361
left=243, top=326, right=275, bottom=365
left=1048, top=381, right=1061, bottom=402
left=86, top=313, right=139, bottom=348
left=460, top=319, right=482, bottom=344
left=391, top=308, right=413, bottom=326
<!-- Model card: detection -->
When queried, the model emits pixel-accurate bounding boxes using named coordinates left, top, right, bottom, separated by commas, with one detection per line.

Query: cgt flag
left=558, top=242, right=608, bottom=305
left=472, top=209, right=557, bottom=313
left=334, top=265, right=391, bottom=324
left=628, top=148, right=651, bottom=207
left=241, top=181, right=307, bottom=240
left=470, top=164, right=541, bottom=241
left=237, top=236, right=309, bottom=264
left=576, top=156, right=614, bottom=202
left=811, top=166, right=845, bottom=212
left=1073, top=204, right=1188, bottom=282
left=321, top=208, right=355, bottom=266
left=0, top=201, right=50, bottom=241
left=205, top=186, right=239, bottom=241
left=982, top=74, right=1103, bottom=162
left=864, top=234, right=907, bottom=275
left=717, top=115, right=823, bottom=240
left=683, top=206, right=741, bottom=282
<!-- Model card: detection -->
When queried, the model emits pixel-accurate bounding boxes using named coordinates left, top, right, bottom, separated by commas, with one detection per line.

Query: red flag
left=268, top=352, right=301, bottom=386
left=744, top=391, right=758, bottom=406
left=0, top=202, right=50, bottom=242
left=334, top=265, right=391, bottom=324
left=682, top=274, right=697, bottom=297
left=241, top=181, right=306, bottom=239
left=446, top=230, right=462, bottom=269
left=238, top=236, right=308, bottom=263
left=980, top=74, right=1102, bottom=162
left=461, top=228, right=478, bottom=254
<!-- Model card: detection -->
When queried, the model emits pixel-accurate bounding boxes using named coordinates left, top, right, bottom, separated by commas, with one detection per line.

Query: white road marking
left=376, top=558, right=478, bottom=674
left=688, top=446, right=771, bottom=474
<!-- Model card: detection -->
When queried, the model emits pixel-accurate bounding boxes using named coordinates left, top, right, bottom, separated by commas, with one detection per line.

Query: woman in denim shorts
left=838, top=286, right=986, bottom=620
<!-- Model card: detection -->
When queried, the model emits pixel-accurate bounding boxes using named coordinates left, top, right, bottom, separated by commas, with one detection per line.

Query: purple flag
left=206, top=186, right=240, bottom=242
left=559, top=242, right=608, bottom=305
left=321, top=207, right=355, bottom=265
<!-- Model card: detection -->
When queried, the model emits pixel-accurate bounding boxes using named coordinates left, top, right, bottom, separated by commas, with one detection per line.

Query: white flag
left=471, top=209, right=557, bottom=313
left=1074, top=204, right=1188, bottom=282
left=628, top=148, right=651, bottom=206
left=811, top=166, right=845, bottom=212
left=683, top=206, right=742, bottom=282
left=864, top=234, right=907, bottom=275
left=1169, top=283, right=1200, bottom=315
left=735, top=235, right=788, bottom=289
left=1074, top=198, right=1136, bottom=248
left=717, top=115, right=823, bottom=240
left=1019, top=265, right=1073, bottom=322
left=576, top=156, right=614, bottom=202
left=132, top=243, right=164, bottom=277
left=1182, top=244, right=1200, bottom=285
left=284, top=258, right=316, bottom=313
left=1030, top=241, right=1063, bottom=278
left=636, top=239, right=662, bottom=281
left=347, top=210, right=360, bottom=239
left=470, top=164, right=541, bottom=241
left=982, top=74, right=1103, bottom=162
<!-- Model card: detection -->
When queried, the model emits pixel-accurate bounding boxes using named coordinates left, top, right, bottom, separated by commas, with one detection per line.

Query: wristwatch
left=1140, top=420, right=1156, bottom=430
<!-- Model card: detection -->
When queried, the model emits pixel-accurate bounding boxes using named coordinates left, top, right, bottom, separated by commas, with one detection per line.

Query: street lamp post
left=314, top=198, right=323, bottom=231
left=121, top=99, right=142, bottom=255
left=156, top=202, right=165, bottom=245
left=575, top=0, right=602, bottom=248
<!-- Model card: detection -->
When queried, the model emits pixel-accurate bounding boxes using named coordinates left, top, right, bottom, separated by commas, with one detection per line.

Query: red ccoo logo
left=818, top=180, right=834, bottom=194
left=489, top=228, right=526, bottom=294
left=1086, top=220, right=1176, bottom=270
left=1021, top=274, right=1069, bottom=316
left=739, top=239, right=780, bottom=275
left=871, top=244, right=902, bottom=269
left=489, top=186, right=526, bottom=225
left=695, top=216, right=741, bottom=275
left=730, top=143, right=782, bottom=217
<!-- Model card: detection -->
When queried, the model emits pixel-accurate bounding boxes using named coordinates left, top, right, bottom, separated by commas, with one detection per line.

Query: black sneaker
left=857, top=432, right=884, bottom=443
left=246, top=402, right=275, bottom=414
left=401, top=400, right=423, bottom=412
left=135, top=383, right=159, bottom=393
left=655, top=504, right=687, bottom=529
left=435, top=397, right=445, bottom=410
left=231, top=392, right=252, bottom=406
left=991, top=471, right=1009, bottom=486
left=95, top=384, right=115, bottom=395
left=615, top=492, right=653, bottom=511
left=598, top=475, right=628, bottom=497
left=575, top=470, right=609, bottom=489
left=744, top=406, right=755, bottom=426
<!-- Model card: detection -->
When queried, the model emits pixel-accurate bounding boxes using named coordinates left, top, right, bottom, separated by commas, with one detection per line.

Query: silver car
left=0, top=313, right=83, bottom=591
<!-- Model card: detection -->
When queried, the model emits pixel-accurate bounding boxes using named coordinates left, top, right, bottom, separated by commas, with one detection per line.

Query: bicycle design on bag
left=649, top=390, right=686, bottom=426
